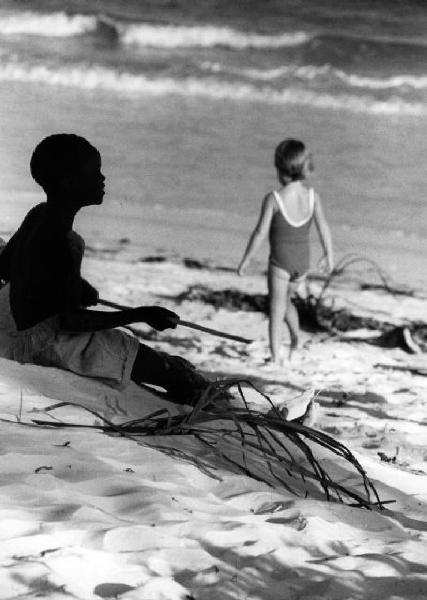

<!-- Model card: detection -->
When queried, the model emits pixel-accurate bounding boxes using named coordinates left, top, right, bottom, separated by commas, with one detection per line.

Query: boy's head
left=274, top=138, right=313, bottom=185
left=30, top=134, right=104, bottom=206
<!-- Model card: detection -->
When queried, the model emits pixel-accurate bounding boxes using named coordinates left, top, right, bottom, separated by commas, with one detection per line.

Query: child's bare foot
left=260, top=357, right=282, bottom=370
left=266, top=351, right=286, bottom=368
left=287, top=336, right=300, bottom=361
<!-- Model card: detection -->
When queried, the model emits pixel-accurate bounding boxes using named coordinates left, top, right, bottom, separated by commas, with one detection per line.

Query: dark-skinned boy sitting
left=0, top=134, right=208, bottom=402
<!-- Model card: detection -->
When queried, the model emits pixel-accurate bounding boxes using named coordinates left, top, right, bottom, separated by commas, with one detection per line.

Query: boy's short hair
left=30, top=133, right=99, bottom=191
left=274, top=138, right=313, bottom=183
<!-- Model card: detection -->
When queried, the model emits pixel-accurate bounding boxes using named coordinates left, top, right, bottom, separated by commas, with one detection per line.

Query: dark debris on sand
left=173, top=285, right=427, bottom=353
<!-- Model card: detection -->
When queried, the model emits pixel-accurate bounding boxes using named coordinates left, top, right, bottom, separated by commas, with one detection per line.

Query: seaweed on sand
left=174, top=254, right=393, bottom=332
left=301, top=255, right=427, bottom=351
left=32, top=380, right=384, bottom=510
left=175, top=254, right=427, bottom=350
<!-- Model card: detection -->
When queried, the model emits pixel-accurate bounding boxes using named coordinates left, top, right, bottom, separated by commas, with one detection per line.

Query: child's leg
left=131, top=343, right=209, bottom=405
left=284, top=286, right=300, bottom=358
left=267, top=264, right=289, bottom=364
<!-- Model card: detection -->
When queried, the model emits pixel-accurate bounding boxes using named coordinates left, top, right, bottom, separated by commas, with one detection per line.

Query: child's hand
left=139, top=306, right=179, bottom=330
left=237, top=262, right=247, bottom=276
left=318, top=255, right=333, bottom=274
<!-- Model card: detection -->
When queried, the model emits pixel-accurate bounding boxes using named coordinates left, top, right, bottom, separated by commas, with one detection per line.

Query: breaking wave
left=0, top=60, right=425, bottom=116
left=335, top=71, right=427, bottom=91
left=202, top=62, right=427, bottom=91
left=0, top=9, right=309, bottom=48
left=0, top=10, right=98, bottom=37
left=118, top=23, right=309, bottom=49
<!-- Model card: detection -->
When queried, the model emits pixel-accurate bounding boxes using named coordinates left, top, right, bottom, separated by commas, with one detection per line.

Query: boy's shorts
left=0, top=286, right=139, bottom=390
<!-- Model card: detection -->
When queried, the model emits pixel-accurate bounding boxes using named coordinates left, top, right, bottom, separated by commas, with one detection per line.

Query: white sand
left=0, top=253, right=426, bottom=599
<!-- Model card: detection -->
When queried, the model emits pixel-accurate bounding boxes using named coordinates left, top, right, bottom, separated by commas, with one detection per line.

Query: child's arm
left=59, top=266, right=178, bottom=333
left=57, top=240, right=179, bottom=333
left=237, top=193, right=275, bottom=275
left=313, top=194, right=334, bottom=272
left=66, top=234, right=98, bottom=306
left=59, top=304, right=179, bottom=333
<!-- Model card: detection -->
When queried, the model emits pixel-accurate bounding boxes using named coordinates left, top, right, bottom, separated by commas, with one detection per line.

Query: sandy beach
left=1, top=3, right=427, bottom=597
left=1, top=245, right=426, bottom=600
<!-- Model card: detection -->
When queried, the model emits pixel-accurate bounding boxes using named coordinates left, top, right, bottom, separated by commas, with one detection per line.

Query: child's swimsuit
left=268, top=188, right=315, bottom=280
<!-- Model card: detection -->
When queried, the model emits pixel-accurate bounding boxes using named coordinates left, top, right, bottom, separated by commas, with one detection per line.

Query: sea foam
left=119, top=23, right=309, bottom=49
left=0, top=9, right=309, bottom=49
left=202, top=62, right=427, bottom=91
left=335, top=70, right=427, bottom=91
left=0, top=61, right=424, bottom=116
left=0, top=10, right=98, bottom=37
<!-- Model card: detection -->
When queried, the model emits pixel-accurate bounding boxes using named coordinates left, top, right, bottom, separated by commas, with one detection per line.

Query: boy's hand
left=138, top=306, right=179, bottom=331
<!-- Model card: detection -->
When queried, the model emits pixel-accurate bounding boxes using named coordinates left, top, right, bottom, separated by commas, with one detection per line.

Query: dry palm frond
left=294, top=254, right=407, bottom=335
left=297, top=255, right=427, bottom=348
left=317, top=253, right=394, bottom=303
left=32, top=379, right=384, bottom=510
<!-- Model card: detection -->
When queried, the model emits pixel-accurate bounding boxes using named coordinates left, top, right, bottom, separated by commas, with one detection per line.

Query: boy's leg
left=131, top=343, right=209, bottom=405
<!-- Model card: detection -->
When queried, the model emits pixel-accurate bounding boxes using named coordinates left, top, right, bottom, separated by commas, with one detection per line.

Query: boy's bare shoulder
left=15, top=204, right=71, bottom=266
left=17, top=203, right=50, bottom=241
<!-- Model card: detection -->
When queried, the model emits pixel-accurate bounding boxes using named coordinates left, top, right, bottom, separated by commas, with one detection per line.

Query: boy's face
left=69, top=153, right=105, bottom=207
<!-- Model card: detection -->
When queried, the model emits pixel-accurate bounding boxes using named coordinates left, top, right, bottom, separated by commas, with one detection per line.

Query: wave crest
left=0, top=10, right=98, bottom=37
left=119, top=23, right=309, bottom=49
left=0, top=61, right=424, bottom=116
left=335, top=71, right=427, bottom=91
left=202, top=61, right=427, bottom=91
left=0, top=9, right=309, bottom=48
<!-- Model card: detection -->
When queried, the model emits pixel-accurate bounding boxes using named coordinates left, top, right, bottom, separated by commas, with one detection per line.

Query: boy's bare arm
left=58, top=259, right=178, bottom=332
left=59, top=305, right=179, bottom=333
left=313, top=195, right=334, bottom=271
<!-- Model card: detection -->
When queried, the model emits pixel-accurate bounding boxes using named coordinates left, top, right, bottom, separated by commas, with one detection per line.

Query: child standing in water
left=237, top=139, right=333, bottom=364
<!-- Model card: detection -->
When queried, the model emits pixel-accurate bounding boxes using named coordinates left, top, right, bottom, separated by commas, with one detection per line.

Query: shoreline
left=1, top=78, right=427, bottom=293
left=1, top=201, right=427, bottom=293
left=1, top=77, right=427, bottom=297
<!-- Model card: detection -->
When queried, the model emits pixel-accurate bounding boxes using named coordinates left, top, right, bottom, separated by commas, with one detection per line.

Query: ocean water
left=0, top=0, right=426, bottom=286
